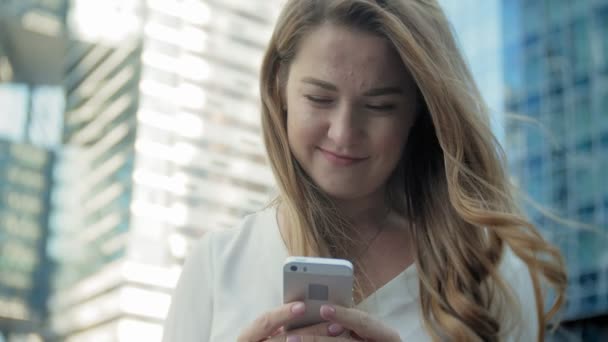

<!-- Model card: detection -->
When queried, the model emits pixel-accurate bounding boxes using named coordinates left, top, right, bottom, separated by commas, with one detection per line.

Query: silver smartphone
left=283, top=256, right=354, bottom=330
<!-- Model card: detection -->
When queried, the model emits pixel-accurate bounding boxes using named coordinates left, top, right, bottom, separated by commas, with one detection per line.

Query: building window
left=601, top=83, right=608, bottom=132
left=522, top=0, right=542, bottom=35
left=573, top=90, right=592, bottom=141
left=547, top=0, right=568, bottom=27
left=578, top=231, right=602, bottom=271
left=525, top=52, right=544, bottom=93
left=574, top=165, right=595, bottom=205
left=504, top=44, right=525, bottom=95
left=592, top=6, right=608, bottom=71
left=525, top=93, right=541, bottom=119
left=570, top=19, right=591, bottom=76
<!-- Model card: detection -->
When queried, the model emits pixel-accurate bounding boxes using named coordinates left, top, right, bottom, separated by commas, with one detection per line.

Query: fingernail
left=320, top=305, right=336, bottom=318
left=291, top=302, right=305, bottom=314
left=328, top=323, right=344, bottom=335
left=287, top=336, right=301, bottom=342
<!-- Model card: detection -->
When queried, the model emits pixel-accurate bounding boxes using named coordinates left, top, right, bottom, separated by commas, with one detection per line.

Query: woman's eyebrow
left=301, top=77, right=338, bottom=91
left=362, top=86, right=404, bottom=97
left=301, top=77, right=403, bottom=96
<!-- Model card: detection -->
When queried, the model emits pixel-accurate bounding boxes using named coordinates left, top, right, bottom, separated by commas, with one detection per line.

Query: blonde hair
left=259, top=0, right=567, bottom=341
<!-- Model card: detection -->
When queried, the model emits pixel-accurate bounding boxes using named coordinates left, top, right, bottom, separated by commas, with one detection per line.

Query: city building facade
left=0, top=139, right=54, bottom=342
left=439, top=0, right=506, bottom=144
left=502, top=0, right=608, bottom=339
left=0, top=0, right=66, bottom=340
left=47, top=1, right=282, bottom=340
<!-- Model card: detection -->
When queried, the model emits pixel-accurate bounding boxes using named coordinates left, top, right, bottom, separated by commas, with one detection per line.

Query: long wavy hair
left=259, top=0, right=567, bottom=341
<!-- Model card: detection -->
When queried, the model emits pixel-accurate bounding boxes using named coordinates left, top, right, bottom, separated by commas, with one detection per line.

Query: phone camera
left=290, top=265, right=298, bottom=272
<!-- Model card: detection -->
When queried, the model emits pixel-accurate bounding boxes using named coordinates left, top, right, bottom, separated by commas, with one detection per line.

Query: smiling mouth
left=318, top=147, right=368, bottom=165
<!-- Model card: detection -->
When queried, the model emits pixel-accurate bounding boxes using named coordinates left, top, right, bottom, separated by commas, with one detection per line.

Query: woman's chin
left=316, top=183, right=367, bottom=201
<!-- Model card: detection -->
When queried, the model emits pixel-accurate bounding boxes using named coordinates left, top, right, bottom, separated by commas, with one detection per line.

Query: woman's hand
left=271, top=305, right=402, bottom=341
left=237, top=302, right=347, bottom=342
left=314, top=304, right=402, bottom=342
left=238, top=302, right=401, bottom=342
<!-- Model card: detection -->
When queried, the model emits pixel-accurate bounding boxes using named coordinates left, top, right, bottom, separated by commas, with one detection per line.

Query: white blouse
left=162, top=207, right=539, bottom=341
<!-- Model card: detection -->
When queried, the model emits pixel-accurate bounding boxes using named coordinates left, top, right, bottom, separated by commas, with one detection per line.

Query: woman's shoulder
left=188, top=206, right=280, bottom=264
left=498, top=244, right=530, bottom=278
left=206, top=206, right=276, bottom=242
left=496, top=244, right=540, bottom=340
left=497, top=244, right=537, bottom=297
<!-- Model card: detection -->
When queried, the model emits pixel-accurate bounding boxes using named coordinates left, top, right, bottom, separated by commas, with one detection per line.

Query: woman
left=162, top=0, right=567, bottom=341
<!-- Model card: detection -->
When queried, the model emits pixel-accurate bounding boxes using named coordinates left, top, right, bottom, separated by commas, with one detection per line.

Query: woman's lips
left=318, top=147, right=368, bottom=166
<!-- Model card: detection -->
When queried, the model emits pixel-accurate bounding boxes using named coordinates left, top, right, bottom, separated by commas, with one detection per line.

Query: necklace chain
left=355, top=208, right=391, bottom=260
left=276, top=204, right=392, bottom=260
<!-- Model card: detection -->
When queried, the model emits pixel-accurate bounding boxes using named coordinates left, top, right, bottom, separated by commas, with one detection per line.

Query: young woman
left=162, top=1, right=567, bottom=341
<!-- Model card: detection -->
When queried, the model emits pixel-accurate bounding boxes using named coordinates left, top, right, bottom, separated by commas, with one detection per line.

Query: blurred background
left=0, top=0, right=605, bottom=341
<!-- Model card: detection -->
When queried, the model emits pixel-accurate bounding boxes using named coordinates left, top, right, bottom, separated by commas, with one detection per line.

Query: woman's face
left=285, top=23, right=419, bottom=201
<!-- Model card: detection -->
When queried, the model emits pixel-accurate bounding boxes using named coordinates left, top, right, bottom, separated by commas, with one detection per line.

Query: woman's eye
left=366, top=104, right=396, bottom=111
left=305, top=95, right=333, bottom=104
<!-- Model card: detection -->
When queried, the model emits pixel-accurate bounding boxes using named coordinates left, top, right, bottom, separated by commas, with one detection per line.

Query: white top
left=162, top=207, right=539, bottom=341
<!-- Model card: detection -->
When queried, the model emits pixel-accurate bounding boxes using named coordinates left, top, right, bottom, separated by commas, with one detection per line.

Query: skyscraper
left=0, top=140, right=53, bottom=342
left=502, top=0, right=608, bottom=339
left=438, top=0, right=505, bottom=144
left=47, top=1, right=282, bottom=340
left=0, top=0, right=66, bottom=340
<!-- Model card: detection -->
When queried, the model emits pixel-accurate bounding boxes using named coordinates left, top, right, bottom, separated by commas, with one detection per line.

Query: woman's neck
left=331, top=189, right=390, bottom=232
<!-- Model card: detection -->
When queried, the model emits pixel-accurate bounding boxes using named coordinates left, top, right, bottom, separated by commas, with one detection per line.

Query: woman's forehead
left=291, top=24, right=410, bottom=89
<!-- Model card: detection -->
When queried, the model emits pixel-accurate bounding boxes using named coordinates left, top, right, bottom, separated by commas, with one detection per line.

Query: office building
left=502, top=0, right=608, bottom=339
left=0, top=0, right=66, bottom=340
left=0, top=139, right=54, bottom=342
left=47, top=1, right=282, bottom=340
left=439, top=0, right=506, bottom=144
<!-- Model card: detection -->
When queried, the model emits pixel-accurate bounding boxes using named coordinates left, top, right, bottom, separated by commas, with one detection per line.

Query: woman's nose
left=327, top=104, right=361, bottom=146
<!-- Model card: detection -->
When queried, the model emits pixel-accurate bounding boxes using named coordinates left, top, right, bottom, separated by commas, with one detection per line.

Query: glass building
left=502, top=0, right=608, bottom=339
left=47, top=1, right=282, bottom=340
left=439, top=0, right=505, bottom=144
left=0, top=140, right=53, bottom=342
left=0, top=1, right=66, bottom=340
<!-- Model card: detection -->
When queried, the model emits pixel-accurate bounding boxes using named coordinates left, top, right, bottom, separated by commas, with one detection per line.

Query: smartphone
left=283, top=256, right=354, bottom=330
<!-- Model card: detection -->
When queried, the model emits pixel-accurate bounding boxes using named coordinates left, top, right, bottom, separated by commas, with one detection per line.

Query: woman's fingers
left=283, top=321, right=345, bottom=337
left=238, top=303, right=399, bottom=342
left=237, top=302, right=307, bottom=342
left=270, top=336, right=352, bottom=342
left=319, top=305, right=402, bottom=342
